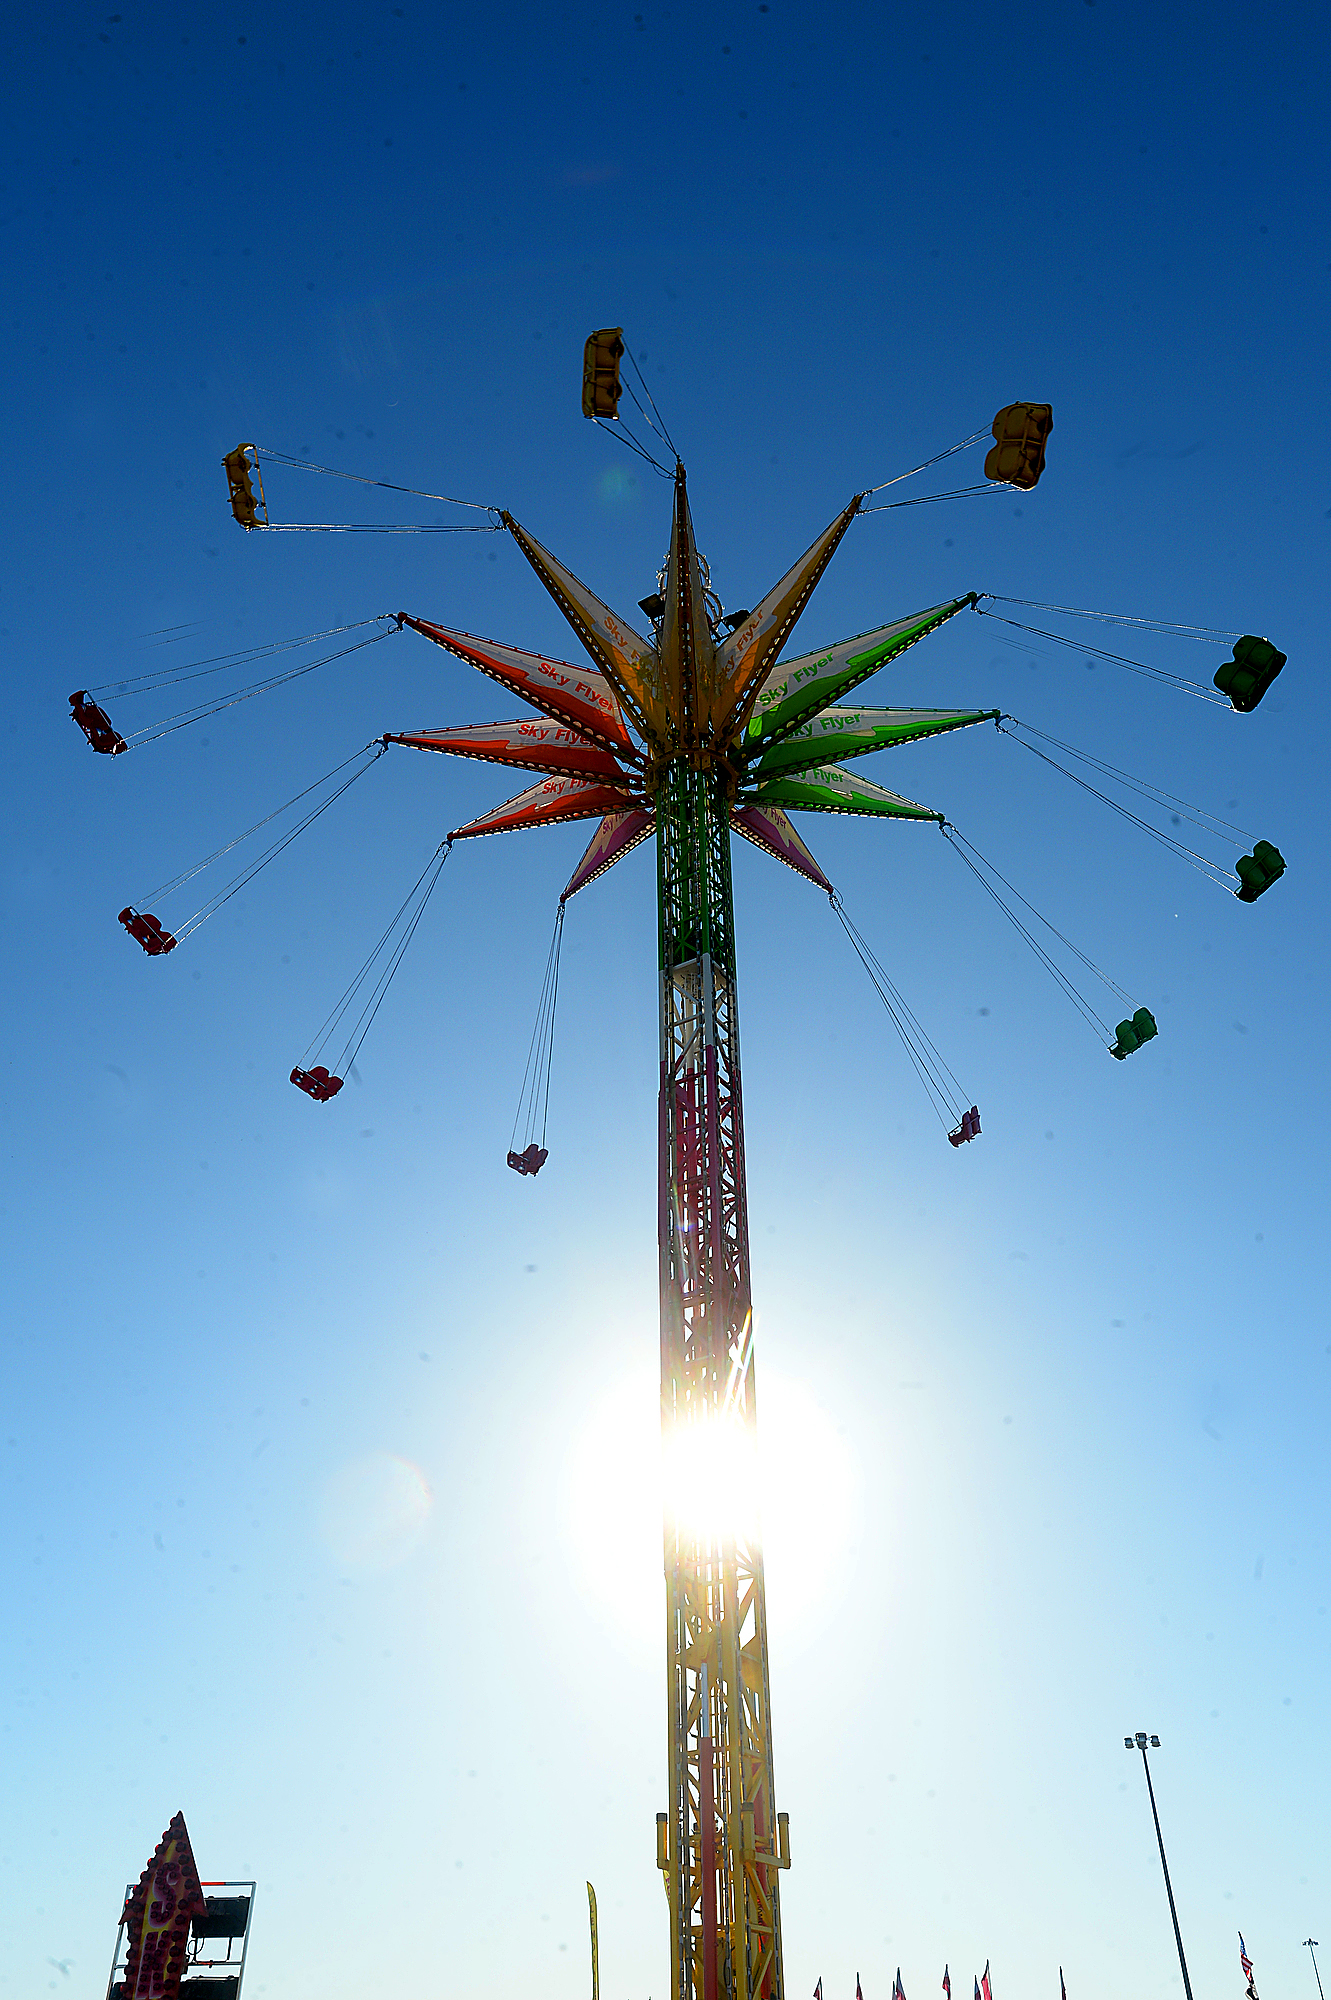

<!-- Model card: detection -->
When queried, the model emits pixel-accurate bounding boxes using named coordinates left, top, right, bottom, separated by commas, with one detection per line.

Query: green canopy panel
left=747, top=763, right=943, bottom=823
left=741, top=594, right=977, bottom=751
left=753, top=704, right=999, bottom=779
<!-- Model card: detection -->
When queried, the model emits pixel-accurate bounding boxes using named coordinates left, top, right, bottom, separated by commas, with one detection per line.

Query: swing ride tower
left=655, top=744, right=787, bottom=2000
left=652, top=474, right=788, bottom=2000
left=94, top=353, right=1293, bottom=2000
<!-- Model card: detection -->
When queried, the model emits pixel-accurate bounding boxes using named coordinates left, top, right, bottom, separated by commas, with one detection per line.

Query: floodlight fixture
left=1123, top=1730, right=1194, bottom=2000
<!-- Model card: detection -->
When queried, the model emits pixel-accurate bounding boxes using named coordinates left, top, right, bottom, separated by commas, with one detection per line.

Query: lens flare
left=320, top=1451, right=433, bottom=1574
left=597, top=464, right=640, bottom=506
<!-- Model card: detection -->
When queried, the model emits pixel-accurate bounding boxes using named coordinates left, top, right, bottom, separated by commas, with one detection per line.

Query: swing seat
left=290, top=1065, right=343, bottom=1101
left=223, top=444, right=267, bottom=529
left=118, top=907, right=177, bottom=955
left=984, top=403, right=1053, bottom=489
left=70, top=690, right=127, bottom=756
left=507, top=1143, right=549, bottom=1176
left=947, top=1105, right=982, bottom=1146
left=1214, top=635, right=1285, bottom=713
left=1235, top=839, right=1285, bottom=902
left=1110, top=1007, right=1158, bottom=1058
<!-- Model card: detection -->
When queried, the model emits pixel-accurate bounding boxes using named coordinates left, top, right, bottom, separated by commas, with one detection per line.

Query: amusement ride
left=75, top=331, right=1288, bottom=2000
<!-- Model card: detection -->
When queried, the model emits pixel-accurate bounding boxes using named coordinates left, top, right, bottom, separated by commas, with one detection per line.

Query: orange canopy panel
left=402, top=617, right=636, bottom=756
left=500, top=514, right=668, bottom=738
left=386, top=719, right=631, bottom=783
left=713, top=496, right=862, bottom=735
left=449, top=773, right=640, bottom=841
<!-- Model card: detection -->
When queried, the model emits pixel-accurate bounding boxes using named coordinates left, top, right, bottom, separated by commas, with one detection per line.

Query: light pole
left=1124, top=1731, right=1195, bottom=2000
left=1305, top=1941, right=1325, bottom=2000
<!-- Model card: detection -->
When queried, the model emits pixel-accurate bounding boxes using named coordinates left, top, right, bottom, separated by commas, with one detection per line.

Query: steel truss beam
left=657, top=758, right=788, bottom=2000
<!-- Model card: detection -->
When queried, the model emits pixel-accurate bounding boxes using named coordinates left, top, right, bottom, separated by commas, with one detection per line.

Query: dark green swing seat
left=1235, top=839, right=1285, bottom=902
left=1110, top=1007, right=1159, bottom=1060
left=1214, top=635, right=1286, bottom=713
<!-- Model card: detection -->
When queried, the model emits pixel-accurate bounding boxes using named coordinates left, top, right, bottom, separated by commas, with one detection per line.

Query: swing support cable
left=980, top=595, right=1240, bottom=643
left=511, top=902, right=565, bottom=1161
left=131, top=741, right=388, bottom=942
left=861, top=427, right=992, bottom=496
left=123, top=623, right=402, bottom=746
left=831, top=893, right=971, bottom=1131
left=88, top=616, right=396, bottom=701
left=972, top=603, right=1229, bottom=703
left=1000, top=717, right=1257, bottom=842
left=257, top=520, right=503, bottom=534
left=940, top=824, right=1132, bottom=1046
left=590, top=412, right=674, bottom=479
left=250, top=444, right=500, bottom=516
left=622, top=347, right=681, bottom=462
left=859, top=484, right=1004, bottom=515
left=301, top=840, right=453, bottom=1078
left=994, top=721, right=1242, bottom=892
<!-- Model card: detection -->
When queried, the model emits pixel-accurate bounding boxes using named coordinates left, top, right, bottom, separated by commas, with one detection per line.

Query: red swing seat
left=947, top=1105, right=981, bottom=1147
left=290, top=1065, right=343, bottom=1102
left=507, top=1143, right=548, bottom=1176
left=118, top=907, right=178, bottom=955
left=70, top=691, right=127, bottom=756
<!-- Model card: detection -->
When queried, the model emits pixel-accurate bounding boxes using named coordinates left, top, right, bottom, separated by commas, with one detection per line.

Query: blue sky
left=2, top=3, right=1328, bottom=1998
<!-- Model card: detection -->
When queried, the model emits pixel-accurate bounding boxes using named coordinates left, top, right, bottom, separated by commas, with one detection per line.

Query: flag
left=1240, top=1939, right=1254, bottom=1984
left=815, top=1981, right=823, bottom=2000
left=1060, top=1970, right=1066, bottom=2000
left=898, top=1972, right=907, bottom=2000
left=857, top=1978, right=864, bottom=2000
left=943, top=1969, right=951, bottom=2000
left=975, top=1980, right=982, bottom=2000
left=982, top=1962, right=992, bottom=2000
left=586, top=1883, right=599, bottom=2000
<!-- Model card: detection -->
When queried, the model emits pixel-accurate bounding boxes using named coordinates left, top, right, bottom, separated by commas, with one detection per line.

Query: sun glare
left=660, top=1407, right=761, bottom=1547
left=559, top=1353, right=861, bottom=1645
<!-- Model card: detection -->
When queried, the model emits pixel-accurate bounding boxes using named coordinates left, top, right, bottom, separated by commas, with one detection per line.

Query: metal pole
left=1139, top=1744, right=1195, bottom=2000
left=1304, top=1941, right=1325, bottom=2000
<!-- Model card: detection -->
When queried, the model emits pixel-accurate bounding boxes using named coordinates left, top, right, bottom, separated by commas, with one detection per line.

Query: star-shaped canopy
left=384, top=466, right=993, bottom=900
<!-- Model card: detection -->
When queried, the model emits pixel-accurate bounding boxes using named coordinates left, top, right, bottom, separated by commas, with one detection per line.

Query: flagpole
left=1304, top=1941, right=1326, bottom=2000
left=1124, top=1734, right=1195, bottom=2000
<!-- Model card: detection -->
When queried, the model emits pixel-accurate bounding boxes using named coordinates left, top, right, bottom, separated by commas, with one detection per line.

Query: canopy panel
left=562, top=807, right=655, bottom=900
left=731, top=804, right=834, bottom=895
left=501, top=513, right=667, bottom=739
left=754, top=704, right=998, bottom=779
left=741, top=595, right=978, bottom=752
left=401, top=617, right=634, bottom=757
left=713, top=497, right=862, bottom=738
left=449, top=773, right=639, bottom=841
left=659, top=467, right=717, bottom=745
left=749, top=763, right=942, bottom=823
left=386, top=719, right=630, bottom=783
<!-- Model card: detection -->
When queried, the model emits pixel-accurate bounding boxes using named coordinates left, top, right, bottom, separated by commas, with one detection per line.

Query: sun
left=558, top=1346, right=861, bottom=1646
